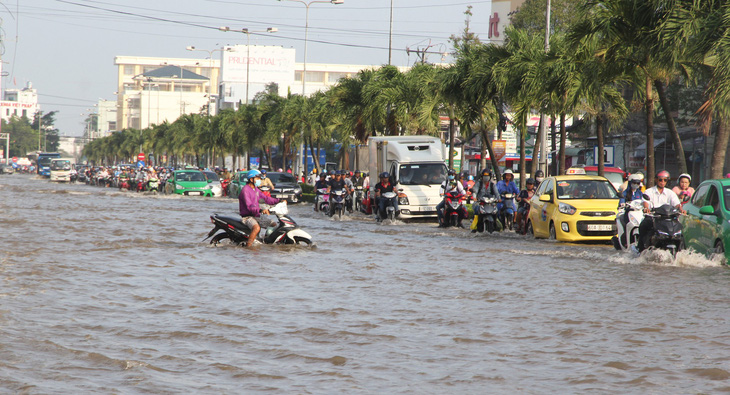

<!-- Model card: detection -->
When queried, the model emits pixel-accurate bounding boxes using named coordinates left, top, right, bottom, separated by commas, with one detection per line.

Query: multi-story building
left=488, top=0, right=527, bottom=45
left=93, top=99, right=117, bottom=139
left=1, top=82, right=39, bottom=122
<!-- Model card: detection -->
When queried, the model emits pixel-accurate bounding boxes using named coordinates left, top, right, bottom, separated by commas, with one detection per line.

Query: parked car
left=680, top=178, right=730, bottom=260
left=528, top=175, right=620, bottom=242
left=202, top=170, right=224, bottom=197
left=267, top=172, right=303, bottom=203
left=164, top=170, right=215, bottom=197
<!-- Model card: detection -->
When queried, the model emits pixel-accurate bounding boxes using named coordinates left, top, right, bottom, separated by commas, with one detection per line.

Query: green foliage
left=510, top=0, right=584, bottom=34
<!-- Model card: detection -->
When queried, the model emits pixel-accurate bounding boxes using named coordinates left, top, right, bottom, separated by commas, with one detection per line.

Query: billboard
left=219, top=45, right=295, bottom=103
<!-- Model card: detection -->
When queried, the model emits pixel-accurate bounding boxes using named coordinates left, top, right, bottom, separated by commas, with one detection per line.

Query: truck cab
left=49, top=158, right=74, bottom=182
left=367, top=136, right=447, bottom=219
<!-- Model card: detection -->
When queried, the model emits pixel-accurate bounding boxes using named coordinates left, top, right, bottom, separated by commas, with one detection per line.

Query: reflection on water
left=1, top=174, right=729, bottom=393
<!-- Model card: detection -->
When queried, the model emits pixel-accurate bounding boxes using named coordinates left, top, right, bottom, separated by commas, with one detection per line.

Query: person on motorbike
left=374, top=172, right=399, bottom=222
left=534, top=169, right=545, bottom=188
left=497, top=169, right=519, bottom=214
left=515, top=177, right=536, bottom=234
left=471, top=169, right=501, bottom=233
left=619, top=173, right=644, bottom=205
left=342, top=170, right=355, bottom=213
left=352, top=171, right=365, bottom=188
left=260, top=169, right=275, bottom=191
left=671, top=173, right=695, bottom=207
left=313, top=174, right=329, bottom=212
left=327, top=170, right=350, bottom=216
left=239, top=169, right=280, bottom=248
left=436, top=169, right=467, bottom=227
left=637, top=170, right=683, bottom=252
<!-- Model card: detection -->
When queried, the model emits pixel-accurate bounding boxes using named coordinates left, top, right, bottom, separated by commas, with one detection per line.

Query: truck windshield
left=399, top=163, right=448, bottom=185
left=51, top=160, right=71, bottom=170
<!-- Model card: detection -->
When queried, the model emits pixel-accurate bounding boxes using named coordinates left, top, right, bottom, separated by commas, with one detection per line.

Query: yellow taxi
left=527, top=174, right=620, bottom=242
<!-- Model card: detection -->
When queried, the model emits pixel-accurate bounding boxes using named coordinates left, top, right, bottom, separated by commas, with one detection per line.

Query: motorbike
left=611, top=199, right=645, bottom=251
left=353, top=186, right=365, bottom=212
left=205, top=201, right=312, bottom=246
left=119, top=177, right=131, bottom=190
left=329, top=189, right=347, bottom=219
left=640, top=202, right=684, bottom=257
left=474, top=196, right=499, bottom=233
left=221, top=178, right=231, bottom=197
left=378, top=191, right=399, bottom=222
left=70, top=173, right=78, bottom=184
left=136, top=179, right=146, bottom=192
left=500, top=193, right=516, bottom=231
left=315, top=188, right=330, bottom=213
left=442, top=191, right=465, bottom=227
left=147, top=177, right=160, bottom=193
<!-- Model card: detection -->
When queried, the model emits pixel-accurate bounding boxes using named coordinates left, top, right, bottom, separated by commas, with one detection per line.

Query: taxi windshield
left=555, top=179, right=619, bottom=200
left=176, top=172, right=206, bottom=182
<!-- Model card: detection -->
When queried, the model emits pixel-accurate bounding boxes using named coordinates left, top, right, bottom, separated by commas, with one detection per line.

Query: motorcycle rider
left=534, top=169, right=545, bottom=188
left=239, top=169, right=280, bottom=248
left=636, top=170, right=683, bottom=252
left=497, top=169, right=520, bottom=222
left=515, top=177, right=537, bottom=234
left=343, top=171, right=355, bottom=213
left=471, top=169, right=501, bottom=233
left=374, top=172, right=398, bottom=221
left=619, top=173, right=644, bottom=205
left=327, top=170, right=350, bottom=216
left=260, top=169, right=275, bottom=191
left=437, top=169, right=467, bottom=227
left=672, top=173, right=695, bottom=207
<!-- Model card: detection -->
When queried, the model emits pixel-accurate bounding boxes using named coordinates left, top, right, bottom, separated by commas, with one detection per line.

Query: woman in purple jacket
left=239, top=169, right=280, bottom=247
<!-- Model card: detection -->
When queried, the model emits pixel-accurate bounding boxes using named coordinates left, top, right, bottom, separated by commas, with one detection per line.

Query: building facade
left=488, top=0, right=526, bottom=44
left=1, top=82, right=39, bottom=123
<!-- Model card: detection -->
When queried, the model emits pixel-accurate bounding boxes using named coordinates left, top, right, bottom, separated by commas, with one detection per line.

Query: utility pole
left=538, top=0, right=551, bottom=175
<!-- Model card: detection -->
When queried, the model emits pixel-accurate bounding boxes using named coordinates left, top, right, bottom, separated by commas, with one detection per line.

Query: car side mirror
left=539, top=194, right=551, bottom=202
left=699, top=205, right=715, bottom=216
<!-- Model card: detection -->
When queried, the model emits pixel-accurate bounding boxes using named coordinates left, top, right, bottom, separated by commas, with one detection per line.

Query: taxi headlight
left=558, top=202, right=577, bottom=215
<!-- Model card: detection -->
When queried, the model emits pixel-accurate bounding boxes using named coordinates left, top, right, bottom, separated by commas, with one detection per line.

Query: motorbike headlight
left=558, top=202, right=577, bottom=215
left=176, top=183, right=184, bottom=189
left=398, top=195, right=409, bottom=205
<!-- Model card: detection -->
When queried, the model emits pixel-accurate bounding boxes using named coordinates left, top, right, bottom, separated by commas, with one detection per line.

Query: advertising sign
left=493, top=140, right=507, bottom=167
left=593, top=145, right=615, bottom=167
left=220, top=45, right=295, bottom=103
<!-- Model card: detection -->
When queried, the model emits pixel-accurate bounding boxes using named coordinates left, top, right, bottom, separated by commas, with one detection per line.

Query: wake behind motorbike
left=474, top=196, right=499, bottom=233
left=612, top=199, right=645, bottom=251
left=500, top=193, right=516, bottom=231
left=640, top=202, right=684, bottom=257
left=205, top=202, right=312, bottom=246
left=441, top=191, right=465, bottom=228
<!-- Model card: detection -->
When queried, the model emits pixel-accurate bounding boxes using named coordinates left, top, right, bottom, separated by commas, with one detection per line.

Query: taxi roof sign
left=566, top=167, right=586, bottom=175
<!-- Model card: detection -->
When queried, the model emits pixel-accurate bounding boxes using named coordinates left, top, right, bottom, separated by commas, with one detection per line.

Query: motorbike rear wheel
left=210, top=233, right=231, bottom=246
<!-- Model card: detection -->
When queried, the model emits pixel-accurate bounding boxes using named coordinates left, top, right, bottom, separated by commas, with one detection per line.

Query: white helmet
left=678, top=173, right=691, bottom=183
left=503, top=169, right=513, bottom=175
left=628, top=173, right=644, bottom=182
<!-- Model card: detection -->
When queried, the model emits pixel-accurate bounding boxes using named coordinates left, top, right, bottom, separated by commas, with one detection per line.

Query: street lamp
left=278, top=0, right=343, bottom=174
left=217, top=27, right=277, bottom=105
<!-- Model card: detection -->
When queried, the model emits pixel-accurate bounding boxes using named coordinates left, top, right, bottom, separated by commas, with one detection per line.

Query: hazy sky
left=2, top=0, right=494, bottom=136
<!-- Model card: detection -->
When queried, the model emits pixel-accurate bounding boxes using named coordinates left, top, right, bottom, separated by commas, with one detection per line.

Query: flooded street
left=1, top=173, right=729, bottom=393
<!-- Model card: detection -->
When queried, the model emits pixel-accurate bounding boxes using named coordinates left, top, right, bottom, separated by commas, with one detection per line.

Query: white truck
left=49, top=158, right=74, bottom=182
left=364, top=136, right=448, bottom=219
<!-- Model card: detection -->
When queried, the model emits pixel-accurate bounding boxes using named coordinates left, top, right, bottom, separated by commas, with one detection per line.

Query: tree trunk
left=481, top=129, right=500, bottom=180
left=531, top=115, right=543, bottom=177
left=303, top=138, right=309, bottom=174
left=312, top=138, right=321, bottom=173
left=597, top=114, right=605, bottom=176
left=448, top=107, right=455, bottom=169
left=711, top=117, right=729, bottom=179
left=480, top=131, right=487, bottom=170
left=655, top=79, right=687, bottom=175
left=559, top=112, right=567, bottom=175
left=519, top=128, right=526, bottom=189
left=645, top=75, right=655, bottom=187
left=550, top=114, right=557, bottom=176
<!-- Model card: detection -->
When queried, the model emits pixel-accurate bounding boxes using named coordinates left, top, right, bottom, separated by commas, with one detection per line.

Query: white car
left=203, top=171, right=224, bottom=197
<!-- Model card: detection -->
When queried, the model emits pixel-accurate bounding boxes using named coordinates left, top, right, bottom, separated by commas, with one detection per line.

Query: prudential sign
left=219, top=45, right=295, bottom=103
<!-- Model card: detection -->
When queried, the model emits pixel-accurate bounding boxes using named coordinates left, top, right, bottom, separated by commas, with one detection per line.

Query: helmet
left=481, top=169, right=492, bottom=177
left=534, top=169, right=544, bottom=178
left=447, top=169, right=456, bottom=180
left=329, top=170, right=335, bottom=176
left=313, top=168, right=317, bottom=174
left=526, top=177, right=536, bottom=185
left=503, top=169, right=513, bottom=174
left=468, top=175, right=474, bottom=181
left=246, top=169, right=261, bottom=179
left=628, top=173, right=644, bottom=183
left=678, top=173, right=691, bottom=183
left=336, top=170, right=344, bottom=175
left=380, top=172, right=390, bottom=179
left=261, top=169, right=267, bottom=174
left=656, top=170, right=670, bottom=179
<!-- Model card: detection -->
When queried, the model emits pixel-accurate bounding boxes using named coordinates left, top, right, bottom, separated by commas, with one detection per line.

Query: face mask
left=536, top=177, right=544, bottom=183
left=448, top=175, right=455, bottom=180
left=254, top=179, right=262, bottom=187
left=630, top=182, right=639, bottom=190
left=483, top=176, right=490, bottom=183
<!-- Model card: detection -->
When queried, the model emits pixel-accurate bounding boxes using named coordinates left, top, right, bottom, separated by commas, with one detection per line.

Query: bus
left=37, top=152, right=61, bottom=177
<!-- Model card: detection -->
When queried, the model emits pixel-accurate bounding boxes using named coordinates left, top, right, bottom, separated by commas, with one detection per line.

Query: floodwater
left=1, top=173, right=729, bottom=394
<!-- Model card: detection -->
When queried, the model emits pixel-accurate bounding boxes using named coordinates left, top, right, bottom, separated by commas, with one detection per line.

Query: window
left=554, top=179, right=617, bottom=200
left=723, top=186, right=730, bottom=212
left=328, top=72, right=347, bottom=83
left=708, top=186, right=721, bottom=212
left=22, top=109, right=27, bottom=118
left=295, top=71, right=302, bottom=82
left=398, top=163, right=447, bottom=185
left=305, top=71, right=325, bottom=83
left=543, top=179, right=554, bottom=200
left=691, top=184, right=709, bottom=206
left=108, top=121, right=117, bottom=131
left=124, top=65, right=135, bottom=75
left=143, top=66, right=156, bottom=74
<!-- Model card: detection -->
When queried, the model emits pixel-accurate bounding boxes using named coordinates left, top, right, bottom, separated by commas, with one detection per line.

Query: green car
left=680, top=178, right=730, bottom=260
left=165, top=170, right=215, bottom=197
left=227, top=171, right=248, bottom=198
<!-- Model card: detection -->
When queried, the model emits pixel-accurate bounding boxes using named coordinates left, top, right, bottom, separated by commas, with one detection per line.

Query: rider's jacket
left=474, top=180, right=500, bottom=200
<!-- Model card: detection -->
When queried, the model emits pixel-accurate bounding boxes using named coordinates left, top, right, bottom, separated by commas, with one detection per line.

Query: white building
left=1, top=82, right=40, bottom=122
left=93, top=99, right=117, bottom=139
left=488, top=0, right=526, bottom=45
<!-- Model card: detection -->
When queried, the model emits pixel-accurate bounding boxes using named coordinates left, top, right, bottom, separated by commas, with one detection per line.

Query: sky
left=1, top=0, right=495, bottom=137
